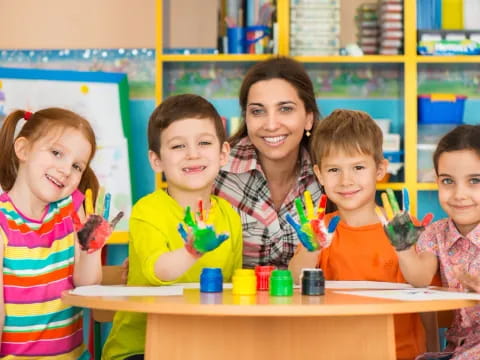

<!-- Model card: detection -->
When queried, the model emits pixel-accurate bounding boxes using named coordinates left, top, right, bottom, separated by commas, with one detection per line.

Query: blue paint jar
left=200, top=267, right=223, bottom=293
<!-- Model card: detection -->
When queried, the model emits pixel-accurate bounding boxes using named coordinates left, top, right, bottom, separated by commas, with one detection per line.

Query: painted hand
left=74, top=188, right=124, bottom=254
left=286, top=192, right=340, bottom=252
left=177, top=200, right=229, bottom=257
left=376, top=188, right=433, bottom=251
left=453, top=266, right=480, bottom=293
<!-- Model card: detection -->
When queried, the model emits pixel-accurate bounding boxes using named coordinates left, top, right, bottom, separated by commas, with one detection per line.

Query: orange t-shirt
left=318, top=213, right=426, bottom=360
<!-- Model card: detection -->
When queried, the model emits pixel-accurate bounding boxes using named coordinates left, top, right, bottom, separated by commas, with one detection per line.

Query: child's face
left=15, top=127, right=92, bottom=205
left=245, top=78, right=313, bottom=165
left=436, top=149, right=480, bottom=236
left=314, top=149, right=387, bottom=214
left=149, top=117, right=229, bottom=194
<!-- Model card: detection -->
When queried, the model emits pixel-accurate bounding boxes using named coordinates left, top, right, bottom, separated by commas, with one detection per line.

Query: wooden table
left=62, top=288, right=478, bottom=360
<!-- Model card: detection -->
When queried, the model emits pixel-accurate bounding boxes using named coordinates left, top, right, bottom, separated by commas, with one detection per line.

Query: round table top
left=62, top=288, right=479, bottom=317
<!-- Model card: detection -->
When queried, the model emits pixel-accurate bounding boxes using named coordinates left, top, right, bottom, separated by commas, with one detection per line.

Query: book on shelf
left=290, top=0, right=339, bottom=5
left=290, top=23, right=341, bottom=33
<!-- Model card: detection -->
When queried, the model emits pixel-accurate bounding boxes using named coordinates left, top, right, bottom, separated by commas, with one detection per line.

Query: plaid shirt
left=214, top=137, right=321, bottom=269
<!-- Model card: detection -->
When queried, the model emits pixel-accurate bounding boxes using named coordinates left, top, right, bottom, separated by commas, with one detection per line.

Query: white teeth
left=183, top=166, right=206, bottom=173
left=264, top=136, right=286, bottom=144
left=46, top=174, right=64, bottom=188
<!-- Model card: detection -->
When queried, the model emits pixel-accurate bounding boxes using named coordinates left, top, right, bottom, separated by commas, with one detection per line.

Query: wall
left=0, top=0, right=155, bottom=49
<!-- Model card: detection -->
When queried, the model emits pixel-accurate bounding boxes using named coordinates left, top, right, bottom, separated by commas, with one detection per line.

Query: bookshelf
left=155, top=0, right=474, bottom=217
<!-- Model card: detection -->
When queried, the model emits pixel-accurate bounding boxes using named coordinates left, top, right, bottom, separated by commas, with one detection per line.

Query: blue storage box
left=418, top=94, right=467, bottom=124
left=384, top=151, right=403, bottom=163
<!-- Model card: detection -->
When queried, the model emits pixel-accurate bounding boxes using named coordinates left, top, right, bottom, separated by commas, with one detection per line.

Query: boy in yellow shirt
left=102, top=94, right=243, bottom=360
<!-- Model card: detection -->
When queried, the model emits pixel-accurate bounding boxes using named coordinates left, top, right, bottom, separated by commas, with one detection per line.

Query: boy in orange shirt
left=289, top=109, right=426, bottom=360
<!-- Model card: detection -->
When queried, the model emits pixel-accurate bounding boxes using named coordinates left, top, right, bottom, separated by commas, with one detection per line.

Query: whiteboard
left=0, top=68, right=133, bottom=230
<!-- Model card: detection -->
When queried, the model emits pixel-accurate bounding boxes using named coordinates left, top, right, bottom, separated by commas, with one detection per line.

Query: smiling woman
left=214, top=57, right=322, bottom=269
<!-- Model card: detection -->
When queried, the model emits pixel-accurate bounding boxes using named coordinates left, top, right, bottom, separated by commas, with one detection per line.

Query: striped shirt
left=214, top=136, right=321, bottom=269
left=0, top=190, right=90, bottom=359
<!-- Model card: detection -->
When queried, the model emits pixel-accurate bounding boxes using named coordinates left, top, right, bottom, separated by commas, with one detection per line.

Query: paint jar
left=255, top=265, right=275, bottom=291
left=200, top=267, right=223, bottom=293
left=301, top=268, right=325, bottom=296
left=232, top=269, right=257, bottom=295
left=269, top=269, right=293, bottom=296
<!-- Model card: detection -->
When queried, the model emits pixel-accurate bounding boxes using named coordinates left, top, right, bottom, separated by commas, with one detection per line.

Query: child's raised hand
left=286, top=192, right=340, bottom=252
left=453, top=266, right=480, bottom=293
left=377, top=188, right=433, bottom=251
left=177, top=200, right=229, bottom=257
left=74, top=188, right=124, bottom=254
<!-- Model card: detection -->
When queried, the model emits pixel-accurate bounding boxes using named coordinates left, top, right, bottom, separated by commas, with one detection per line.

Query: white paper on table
left=335, top=289, right=480, bottom=301
left=175, top=282, right=233, bottom=289
left=326, top=281, right=414, bottom=290
left=71, top=285, right=183, bottom=297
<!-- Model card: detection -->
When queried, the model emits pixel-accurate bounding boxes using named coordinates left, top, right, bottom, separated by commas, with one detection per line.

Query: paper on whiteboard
left=0, top=76, right=133, bottom=229
left=90, top=138, right=132, bottom=230
left=71, top=285, right=183, bottom=297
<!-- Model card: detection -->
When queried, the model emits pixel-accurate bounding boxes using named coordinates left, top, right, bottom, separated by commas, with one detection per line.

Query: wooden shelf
left=160, top=54, right=272, bottom=62
left=108, top=231, right=129, bottom=244
left=295, top=55, right=405, bottom=63
left=416, top=55, right=480, bottom=63
left=377, top=182, right=405, bottom=191
left=416, top=183, right=438, bottom=191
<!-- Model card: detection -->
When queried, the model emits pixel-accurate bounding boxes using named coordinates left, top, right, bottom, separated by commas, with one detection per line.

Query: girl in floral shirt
left=394, top=125, right=480, bottom=360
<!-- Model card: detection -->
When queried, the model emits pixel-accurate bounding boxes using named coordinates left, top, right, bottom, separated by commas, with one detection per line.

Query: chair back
left=92, top=265, right=124, bottom=322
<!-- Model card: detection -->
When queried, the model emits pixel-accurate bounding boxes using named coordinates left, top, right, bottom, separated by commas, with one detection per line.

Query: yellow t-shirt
left=102, top=190, right=243, bottom=360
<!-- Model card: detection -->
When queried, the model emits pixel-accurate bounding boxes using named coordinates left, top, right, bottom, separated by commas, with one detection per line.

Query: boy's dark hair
left=310, top=109, right=384, bottom=166
left=433, top=124, right=480, bottom=174
left=148, top=94, right=226, bottom=156
left=229, top=56, right=321, bottom=148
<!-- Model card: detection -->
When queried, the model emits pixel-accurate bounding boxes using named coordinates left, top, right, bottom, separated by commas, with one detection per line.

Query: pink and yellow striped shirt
left=0, top=190, right=90, bottom=359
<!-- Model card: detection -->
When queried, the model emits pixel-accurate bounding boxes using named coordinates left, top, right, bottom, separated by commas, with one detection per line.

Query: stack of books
left=289, top=0, right=340, bottom=56
left=378, top=0, right=404, bottom=55
left=356, top=3, right=379, bottom=54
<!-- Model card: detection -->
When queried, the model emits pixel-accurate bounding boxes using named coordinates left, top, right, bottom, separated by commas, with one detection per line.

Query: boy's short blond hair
left=309, top=109, right=384, bottom=166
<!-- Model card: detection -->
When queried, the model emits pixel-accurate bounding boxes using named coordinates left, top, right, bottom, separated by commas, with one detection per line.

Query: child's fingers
left=304, top=191, right=314, bottom=220
left=317, top=194, right=327, bottom=220
left=294, top=198, right=308, bottom=224
left=421, top=213, right=434, bottom=227
left=217, top=233, right=229, bottom=244
left=375, top=206, right=388, bottom=226
left=109, top=211, right=124, bottom=230
left=103, top=193, right=111, bottom=220
left=402, top=188, right=410, bottom=213
left=96, top=187, right=106, bottom=216
left=386, top=189, right=400, bottom=215
left=327, top=215, right=340, bottom=233
left=381, top=192, right=394, bottom=220
left=178, top=223, right=189, bottom=242
left=184, top=206, right=196, bottom=227
left=85, top=188, right=94, bottom=217
left=286, top=213, right=302, bottom=232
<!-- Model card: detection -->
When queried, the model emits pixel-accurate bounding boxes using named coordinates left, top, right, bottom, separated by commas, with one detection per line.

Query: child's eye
left=199, top=141, right=212, bottom=146
left=354, top=165, right=365, bottom=171
left=72, top=164, right=83, bottom=173
left=440, top=178, right=453, bottom=185
left=327, top=168, right=339, bottom=173
left=171, top=144, right=185, bottom=150
left=51, top=149, right=61, bottom=157
left=470, top=177, right=480, bottom=184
